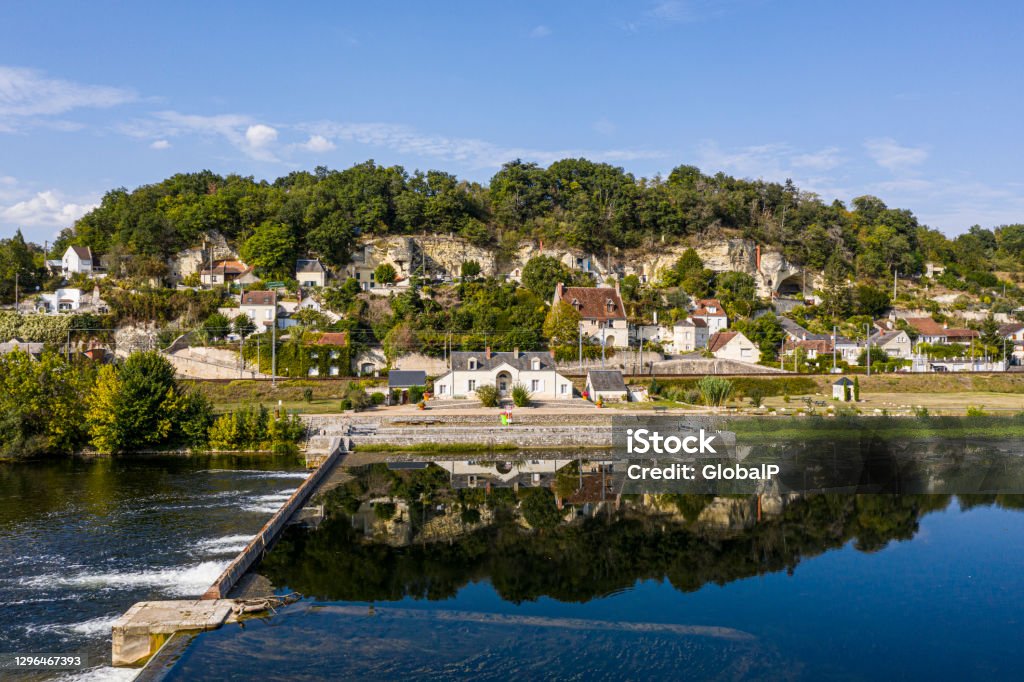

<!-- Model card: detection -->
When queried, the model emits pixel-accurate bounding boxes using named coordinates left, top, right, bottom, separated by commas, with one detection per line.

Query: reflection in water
left=259, top=461, right=1000, bottom=603
left=166, top=455, right=1024, bottom=681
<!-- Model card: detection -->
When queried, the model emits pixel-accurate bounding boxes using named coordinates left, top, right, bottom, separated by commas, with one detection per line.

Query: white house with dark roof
left=585, top=369, right=628, bottom=402
left=663, top=317, right=709, bottom=353
left=296, top=258, right=328, bottom=288
left=61, top=246, right=94, bottom=275
left=868, top=329, right=913, bottom=359
left=433, top=349, right=574, bottom=400
left=552, top=283, right=628, bottom=348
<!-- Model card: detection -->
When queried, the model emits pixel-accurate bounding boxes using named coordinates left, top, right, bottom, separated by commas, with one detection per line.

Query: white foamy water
left=196, top=533, right=254, bottom=555
left=202, top=469, right=310, bottom=479
left=27, top=615, right=122, bottom=638
left=23, top=561, right=228, bottom=598
left=59, top=666, right=139, bottom=682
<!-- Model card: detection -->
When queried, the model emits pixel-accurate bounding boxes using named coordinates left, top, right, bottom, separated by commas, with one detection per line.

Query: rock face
left=638, top=238, right=806, bottom=297
left=369, top=235, right=497, bottom=279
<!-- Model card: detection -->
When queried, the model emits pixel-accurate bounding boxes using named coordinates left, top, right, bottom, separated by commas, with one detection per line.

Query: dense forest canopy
left=38, top=159, right=1024, bottom=283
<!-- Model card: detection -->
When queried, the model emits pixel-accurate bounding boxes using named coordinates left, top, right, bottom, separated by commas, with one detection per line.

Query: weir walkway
left=111, top=436, right=348, bottom=668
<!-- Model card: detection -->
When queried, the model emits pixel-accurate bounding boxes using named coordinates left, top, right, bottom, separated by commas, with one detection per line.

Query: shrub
left=374, top=502, right=397, bottom=520
left=697, top=376, right=734, bottom=407
left=476, top=384, right=499, bottom=407
left=966, top=406, right=986, bottom=417
left=748, top=388, right=763, bottom=408
left=409, top=385, right=425, bottom=404
left=511, top=383, right=532, bottom=407
left=519, top=487, right=561, bottom=529
left=460, top=507, right=482, bottom=525
left=683, top=389, right=701, bottom=404
left=302, top=387, right=313, bottom=403
left=370, top=392, right=386, bottom=405
left=339, top=398, right=353, bottom=411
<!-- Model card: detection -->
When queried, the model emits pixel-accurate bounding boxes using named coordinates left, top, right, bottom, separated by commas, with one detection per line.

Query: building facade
left=433, top=349, right=574, bottom=400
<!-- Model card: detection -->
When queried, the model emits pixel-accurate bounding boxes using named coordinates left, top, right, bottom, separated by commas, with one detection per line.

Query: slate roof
left=833, top=377, right=855, bottom=386
left=296, top=259, right=327, bottom=274
left=388, top=370, right=427, bottom=388
left=587, top=370, right=627, bottom=392
left=998, top=323, right=1024, bottom=336
left=868, top=330, right=908, bottom=346
left=675, top=317, right=707, bottom=328
left=554, top=284, right=626, bottom=321
left=69, top=245, right=93, bottom=260
left=449, top=351, right=558, bottom=372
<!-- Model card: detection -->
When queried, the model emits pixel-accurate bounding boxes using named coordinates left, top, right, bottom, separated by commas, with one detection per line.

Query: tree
left=619, top=274, right=641, bottom=302
left=240, top=221, right=296, bottom=280
left=855, top=285, right=892, bottom=318
left=0, top=230, right=42, bottom=304
left=374, top=262, right=397, bottom=285
left=86, top=351, right=211, bottom=453
left=522, top=255, right=570, bottom=299
left=460, top=260, right=481, bottom=279
left=543, top=301, right=581, bottom=345
left=662, top=248, right=704, bottom=286
left=715, top=271, right=757, bottom=318
left=819, top=255, right=853, bottom=320
left=233, top=315, right=257, bottom=338
left=519, top=487, right=561, bottom=529
left=475, top=384, right=499, bottom=408
left=202, top=312, right=232, bottom=340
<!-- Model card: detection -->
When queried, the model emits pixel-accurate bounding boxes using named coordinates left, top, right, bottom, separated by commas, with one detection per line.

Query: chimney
left=513, top=346, right=520, bottom=357
left=549, top=348, right=556, bottom=358
left=485, top=346, right=492, bottom=360
left=555, top=282, right=564, bottom=301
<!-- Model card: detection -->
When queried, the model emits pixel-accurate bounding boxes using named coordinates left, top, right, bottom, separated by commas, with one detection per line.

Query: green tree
left=475, top=384, right=499, bottom=408
left=522, top=255, right=570, bottom=299
left=543, top=300, right=581, bottom=345
left=240, top=221, right=296, bottom=280
left=202, top=312, right=232, bottom=340
left=374, top=262, right=397, bottom=285
left=233, top=315, right=257, bottom=337
left=819, top=255, right=853, bottom=320
left=855, top=285, right=892, bottom=318
left=460, top=260, right=481, bottom=279
left=86, top=351, right=211, bottom=453
left=715, top=271, right=757, bottom=318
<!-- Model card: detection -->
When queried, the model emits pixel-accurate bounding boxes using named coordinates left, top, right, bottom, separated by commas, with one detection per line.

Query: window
left=531, top=358, right=540, bottom=370
left=265, top=309, right=272, bottom=320
left=560, top=383, right=568, bottom=394
left=741, top=348, right=752, bottom=358
left=438, top=384, right=447, bottom=394
left=211, top=275, right=218, bottom=283
left=531, top=379, right=540, bottom=391
left=468, top=380, right=476, bottom=391
left=468, top=358, right=478, bottom=370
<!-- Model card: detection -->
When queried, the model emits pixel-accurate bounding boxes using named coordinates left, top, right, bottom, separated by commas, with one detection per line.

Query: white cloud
left=245, top=123, right=278, bottom=148
left=150, top=139, right=171, bottom=150
left=649, top=1, right=696, bottom=22
left=864, top=137, right=928, bottom=172
left=791, top=146, right=842, bottom=171
left=300, top=120, right=663, bottom=169
left=122, top=111, right=280, bottom=161
left=299, top=134, right=336, bottom=153
left=0, top=190, right=96, bottom=230
left=530, top=25, right=551, bottom=38
left=0, top=66, right=135, bottom=126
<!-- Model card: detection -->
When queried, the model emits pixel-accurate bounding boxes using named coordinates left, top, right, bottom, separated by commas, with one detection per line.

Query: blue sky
left=2, top=0, right=1023, bottom=244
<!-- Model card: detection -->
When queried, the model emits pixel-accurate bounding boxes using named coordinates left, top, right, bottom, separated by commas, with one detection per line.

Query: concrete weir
left=111, top=438, right=346, bottom=668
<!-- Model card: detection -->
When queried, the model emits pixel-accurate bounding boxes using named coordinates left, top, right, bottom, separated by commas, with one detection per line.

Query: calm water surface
left=0, top=455, right=308, bottom=680
left=162, top=460, right=1024, bottom=681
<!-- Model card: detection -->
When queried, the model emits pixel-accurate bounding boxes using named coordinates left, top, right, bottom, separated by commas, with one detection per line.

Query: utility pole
left=832, top=325, right=837, bottom=373
left=578, top=322, right=583, bottom=368
left=271, top=322, right=277, bottom=388
left=14, top=272, right=18, bottom=309
left=866, top=323, right=871, bottom=377
left=601, top=326, right=606, bottom=369
left=893, top=269, right=898, bottom=300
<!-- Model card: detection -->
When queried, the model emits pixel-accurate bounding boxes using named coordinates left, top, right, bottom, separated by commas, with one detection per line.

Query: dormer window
left=468, top=358, right=478, bottom=370
left=531, top=358, right=540, bottom=370
left=708, top=306, right=717, bottom=313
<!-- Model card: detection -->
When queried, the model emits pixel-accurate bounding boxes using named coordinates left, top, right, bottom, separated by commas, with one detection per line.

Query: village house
left=998, top=322, right=1024, bottom=342
left=344, top=244, right=379, bottom=290
left=868, top=329, right=914, bottom=359
left=296, top=258, right=328, bottom=288
left=60, top=245, right=94, bottom=275
left=585, top=369, right=628, bottom=403
left=433, top=348, right=575, bottom=400
left=239, top=290, right=277, bottom=327
left=201, top=260, right=257, bottom=287
left=783, top=338, right=833, bottom=360
left=663, top=317, right=709, bottom=353
left=37, top=287, right=83, bottom=313
left=388, top=370, right=427, bottom=404
left=0, top=338, right=45, bottom=358
left=691, top=298, right=729, bottom=334
left=552, top=283, right=628, bottom=348
left=905, top=317, right=979, bottom=345
left=707, top=331, right=758, bottom=362
left=306, top=332, right=349, bottom=376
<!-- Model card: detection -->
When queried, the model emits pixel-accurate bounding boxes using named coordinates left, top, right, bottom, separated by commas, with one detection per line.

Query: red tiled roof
left=202, top=260, right=250, bottom=276
left=241, top=290, right=277, bottom=306
left=692, top=298, right=727, bottom=317
left=554, top=285, right=626, bottom=321
left=784, top=339, right=833, bottom=353
left=707, top=331, right=737, bottom=352
left=315, top=332, right=349, bottom=346
left=905, top=317, right=978, bottom=339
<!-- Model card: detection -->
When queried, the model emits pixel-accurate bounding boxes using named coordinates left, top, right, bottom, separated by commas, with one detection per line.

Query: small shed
left=832, top=377, right=854, bottom=401
left=586, top=370, right=628, bottom=402
left=388, top=370, right=427, bottom=405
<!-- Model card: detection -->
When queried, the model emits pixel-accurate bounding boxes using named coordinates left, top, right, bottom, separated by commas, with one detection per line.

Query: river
left=0, top=455, right=308, bottom=680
